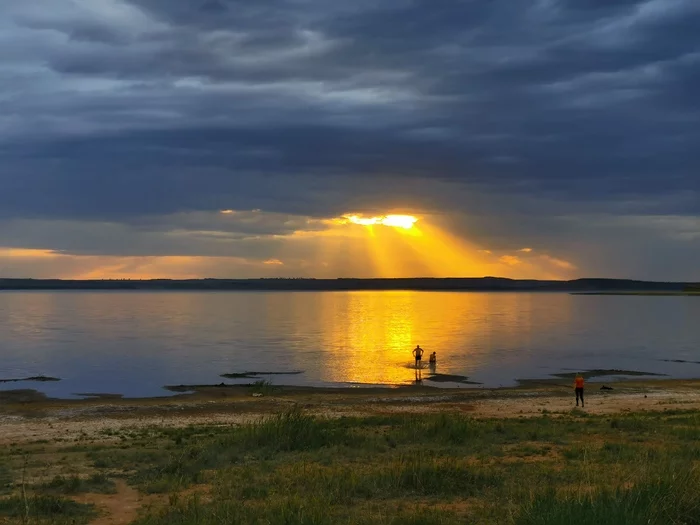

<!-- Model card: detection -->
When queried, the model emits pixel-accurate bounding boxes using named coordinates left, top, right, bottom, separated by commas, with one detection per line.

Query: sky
left=1, top=0, right=699, bottom=280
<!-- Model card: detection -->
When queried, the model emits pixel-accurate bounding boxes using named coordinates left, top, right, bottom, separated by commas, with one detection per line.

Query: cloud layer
left=1, top=0, right=699, bottom=279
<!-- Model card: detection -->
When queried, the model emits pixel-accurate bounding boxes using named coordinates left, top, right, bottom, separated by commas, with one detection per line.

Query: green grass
left=518, top=470, right=700, bottom=525
left=89, top=447, right=168, bottom=470
left=124, top=406, right=350, bottom=493
left=134, top=495, right=467, bottom=525
left=0, top=495, right=95, bottom=524
left=240, top=405, right=348, bottom=451
left=122, top=408, right=700, bottom=523
left=372, top=454, right=501, bottom=496
left=40, top=473, right=116, bottom=494
left=251, top=379, right=276, bottom=395
left=5, top=406, right=700, bottom=524
left=0, top=461, right=13, bottom=495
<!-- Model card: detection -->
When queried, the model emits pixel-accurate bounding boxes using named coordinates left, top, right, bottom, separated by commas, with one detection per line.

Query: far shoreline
left=572, top=291, right=700, bottom=296
left=1, top=276, right=697, bottom=293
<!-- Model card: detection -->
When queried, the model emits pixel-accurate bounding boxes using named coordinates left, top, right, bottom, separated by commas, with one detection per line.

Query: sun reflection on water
left=307, top=291, right=529, bottom=386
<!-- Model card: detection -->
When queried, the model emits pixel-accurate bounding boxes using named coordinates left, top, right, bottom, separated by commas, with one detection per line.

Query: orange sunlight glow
left=344, top=214, right=418, bottom=230
left=1, top=211, right=576, bottom=280
left=331, top=214, right=491, bottom=277
left=0, top=248, right=61, bottom=258
left=312, top=213, right=577, bottom=280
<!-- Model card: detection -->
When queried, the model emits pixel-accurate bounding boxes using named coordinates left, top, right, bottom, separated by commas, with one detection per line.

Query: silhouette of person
left=412, top=345, right=424, bottom=369
left=428, top=352, right=437, bottom=374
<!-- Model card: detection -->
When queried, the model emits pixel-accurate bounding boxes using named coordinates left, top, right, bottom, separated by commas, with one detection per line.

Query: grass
left=373, top=454, right=501, bottom=495
left=134, top=496, right=467, bottom=525
left=0, top=495, right=95, bottom=524
left=40, top=473, right=116, bottom=494
left=3, top=407, right=700, bottom=524
left=518, top=471, right=700, bottom=525
left=0, top=461, right=13, bottom=495
left=125, top=409, right=700, bottom=523
left=251, top=378, right=276, bottom=395
left=240, top=405, right=346, bottom=451
left=125, top=406, right=349, bottom=493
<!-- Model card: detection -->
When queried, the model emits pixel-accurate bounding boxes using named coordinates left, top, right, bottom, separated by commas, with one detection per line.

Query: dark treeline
left=0, top=277, right=695, bottom=292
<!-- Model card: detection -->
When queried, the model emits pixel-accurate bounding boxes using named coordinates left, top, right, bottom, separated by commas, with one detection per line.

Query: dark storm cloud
left=0, top=211, right=310, bottom=258
left=1, top=0, right=699, bottom=276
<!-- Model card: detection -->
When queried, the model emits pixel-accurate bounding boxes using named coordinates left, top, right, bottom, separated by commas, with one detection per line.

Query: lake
left=0, top=291, right=698, bottom=398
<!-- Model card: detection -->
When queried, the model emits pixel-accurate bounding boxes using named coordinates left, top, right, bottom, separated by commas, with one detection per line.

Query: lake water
left=0, top=291, right=699, bottom=398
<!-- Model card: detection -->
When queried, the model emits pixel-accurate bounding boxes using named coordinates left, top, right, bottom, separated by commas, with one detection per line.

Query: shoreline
left=2, top=377, right=700, bottom=444
left=0, top=372, right=691, bottom=401
left=0, top=368, right=685, bottom=403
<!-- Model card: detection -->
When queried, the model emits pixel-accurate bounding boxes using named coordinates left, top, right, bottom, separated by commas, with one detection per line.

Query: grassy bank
left=1, top=406, right=700, bottom=524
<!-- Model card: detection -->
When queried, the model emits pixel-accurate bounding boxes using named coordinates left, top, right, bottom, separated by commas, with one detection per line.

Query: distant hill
left=0, top=277, right=695, bottom=292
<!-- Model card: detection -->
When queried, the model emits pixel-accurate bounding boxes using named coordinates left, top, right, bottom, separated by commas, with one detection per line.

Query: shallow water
left=0, top=291, right=698, bottom=398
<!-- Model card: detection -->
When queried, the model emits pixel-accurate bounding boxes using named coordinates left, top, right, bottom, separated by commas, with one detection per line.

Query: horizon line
left=1, top=277, right=697, bottom=284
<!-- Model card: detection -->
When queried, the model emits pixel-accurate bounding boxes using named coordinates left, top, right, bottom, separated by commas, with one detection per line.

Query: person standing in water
left=412, top=345, right=424, bottom=369
left=428, top=352, right=437, bottom=374
left=574, top=373, right=585, bottom=407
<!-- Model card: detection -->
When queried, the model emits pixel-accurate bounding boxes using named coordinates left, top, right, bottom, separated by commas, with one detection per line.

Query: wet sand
left=2, top=378, right=700, bottom=446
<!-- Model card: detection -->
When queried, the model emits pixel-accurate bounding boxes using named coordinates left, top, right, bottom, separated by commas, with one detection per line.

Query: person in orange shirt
left=574, top=373, right=585, bottom=407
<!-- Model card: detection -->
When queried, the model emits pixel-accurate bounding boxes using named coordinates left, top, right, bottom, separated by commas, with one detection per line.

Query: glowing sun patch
left=344, top=214, right=418, bottom=230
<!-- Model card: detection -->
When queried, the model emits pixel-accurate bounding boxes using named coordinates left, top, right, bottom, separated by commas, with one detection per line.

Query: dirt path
left=74, top=481, right=143, bottom=525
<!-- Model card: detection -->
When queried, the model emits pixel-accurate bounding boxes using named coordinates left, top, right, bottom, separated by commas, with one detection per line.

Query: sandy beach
left=3, top=378, right=700, bottom=446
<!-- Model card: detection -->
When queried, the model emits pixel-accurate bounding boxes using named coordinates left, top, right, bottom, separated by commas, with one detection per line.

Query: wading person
left=428, top=351, right=437, bottom=374
left=412, top=345, right=424, bottom=369
left=574, top=373, right=585, bottom=407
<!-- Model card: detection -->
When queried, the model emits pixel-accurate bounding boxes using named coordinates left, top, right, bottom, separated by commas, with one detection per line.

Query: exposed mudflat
left=552, top=369, right=667, bottom=379
left=0, top=375, right=60, bottom=383
left=220, top=371, right=304, bottom=379
left=424, top=373, right=482, bottom=385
